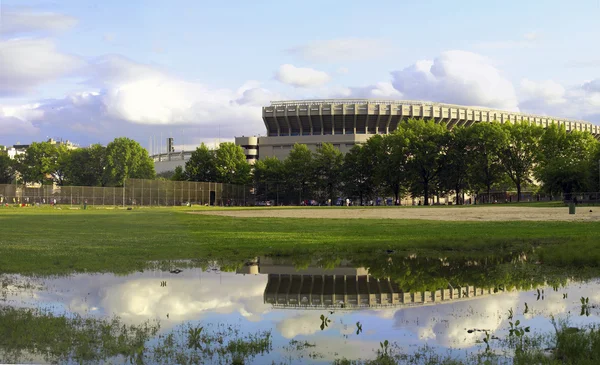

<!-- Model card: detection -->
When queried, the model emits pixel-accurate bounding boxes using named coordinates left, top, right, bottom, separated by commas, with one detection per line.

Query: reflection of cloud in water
left=392, top=293, right=520, bottom=348
left=277, top=313, right=323, bottom=338
left=5, top=271, right=270, bottom=326
left=86, top=275, right=270, bottom=323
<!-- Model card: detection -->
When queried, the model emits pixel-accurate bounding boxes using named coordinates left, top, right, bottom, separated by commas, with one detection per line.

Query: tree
left=314, top=143, right=343, bottom=203
left=373, top=132, right=410, bottom=205
left=16, top=142, right=62, bottom=185
left=253, top=157, right=284, bottom=203
left=214, top=142, right=251, bottom=184
left=439, top=127, right=470, bottom=204
left=104, top=137, right=155, bottom=187
left=404, top=119, right=448, bottom=205
left=342, top=145, right=377, bottom=205
left=498, top=121, right=544, bottom=202
left=171, top=166, right=186, bottom=181
left=465, top=122, right=508, bottom=203
left=0, top=153, right=15, bottom=184
left=185, top=143, right=217, bottom=182
left=65, top=144, right=107, bottom=186
left=536, top=124, right=598, bottom=195
left=283, top=144, right=315, bottom=204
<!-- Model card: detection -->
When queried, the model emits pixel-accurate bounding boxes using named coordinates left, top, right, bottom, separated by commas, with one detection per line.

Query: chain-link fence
left=0, top=179, right=251, bottom=207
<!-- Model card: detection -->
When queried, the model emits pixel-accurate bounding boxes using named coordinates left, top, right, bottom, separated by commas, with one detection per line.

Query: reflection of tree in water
left=350, top=251, right=571, bottom=293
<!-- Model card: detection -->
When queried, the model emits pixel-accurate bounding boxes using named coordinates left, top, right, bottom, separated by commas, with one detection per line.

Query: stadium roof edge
left=267, top=99, right=592, bottom=125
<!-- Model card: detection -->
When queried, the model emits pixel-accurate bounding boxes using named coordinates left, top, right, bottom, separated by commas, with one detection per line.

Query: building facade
left=236, top=99, right=600, bottom=161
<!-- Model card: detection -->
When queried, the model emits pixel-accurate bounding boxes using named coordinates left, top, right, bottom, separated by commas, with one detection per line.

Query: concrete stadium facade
left=235, top=99, right=600, bottom=161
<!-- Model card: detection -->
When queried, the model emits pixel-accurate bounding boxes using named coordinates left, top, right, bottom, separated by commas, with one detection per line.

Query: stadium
left=235, top=99, right=600, bottom=162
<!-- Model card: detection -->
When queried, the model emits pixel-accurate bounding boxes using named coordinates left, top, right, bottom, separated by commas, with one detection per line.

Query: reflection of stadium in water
left=237, top=257, right=507, bottom=309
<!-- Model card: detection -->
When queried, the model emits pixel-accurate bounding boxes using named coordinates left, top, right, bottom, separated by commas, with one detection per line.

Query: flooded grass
left=1, top=254, right=600, bottom=364
left=2, top=207, right=600, bottom=275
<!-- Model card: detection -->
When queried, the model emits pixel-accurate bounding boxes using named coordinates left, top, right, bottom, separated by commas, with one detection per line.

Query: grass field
left=1, top=205, right=600, bottom=275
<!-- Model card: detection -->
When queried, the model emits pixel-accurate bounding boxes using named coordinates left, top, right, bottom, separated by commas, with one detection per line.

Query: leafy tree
left=253, top=157, right=284, bottom=203
left=0, top=153, right=15, bottom=184
left=342, top=145, right=378, bottom=205
left=536, top=124, right=598, bottom=195
left=65, top=144, right=107, bottom=186
left=404, top=119, right=448, bottom=205
left=498, top=121, right=544, bottom=202
left=185, top=143, right=217, bottom=182
left=439, top=127, right=470, bottom=204
left=283, top=144, right=315, bottom=204
left=465, top=122, right=508, bottom=203
left=214, top=142, right=251, bottom=184
left=314, top=143, right=343, bottom=203
left=372, top=132, right=410, bottom=204
left=16, top=142, right=63, bottom=185
left=104, top=137, right=155, bottom=187
left=171, top=166, right=186, bottom=181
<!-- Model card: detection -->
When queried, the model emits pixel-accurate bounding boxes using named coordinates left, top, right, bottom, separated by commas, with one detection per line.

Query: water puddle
left=2, top=255, right=600, bottom=364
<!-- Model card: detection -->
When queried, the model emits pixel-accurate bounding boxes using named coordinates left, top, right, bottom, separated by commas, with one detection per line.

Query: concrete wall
left=257, top=134, right=371, bottom=160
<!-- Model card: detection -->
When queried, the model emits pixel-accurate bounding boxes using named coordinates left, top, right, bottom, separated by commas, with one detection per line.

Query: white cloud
left=0, top=38, right=84, bottom=96
left=337, top=67, right=349, bottom=74
left=335, top=82, right=402, bottom=99
left=277, top=314, right=323, bottom=339
left=0, top=9, right=77, bottom=36
left=0, top=56, right=270, bottom=146
left=391, top=50, right=519, bottom=111
left=520, top=79, right=566, bottom=105
left=286, top=38, right=389, bottom=63
left=518, top=78, right=600, bottom=122
left=275, top=64, right=331, bottom=88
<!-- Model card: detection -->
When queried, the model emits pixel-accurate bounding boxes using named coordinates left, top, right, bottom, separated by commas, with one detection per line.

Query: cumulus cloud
left=518, top=78, right=600, bottom=122
left=0, top=8, right=78, bottom=36
left=275, top=64, right=331, bottom=88
left=335, top=82, right=402, bottom=99
left=286, top=38, right=389, bottom=63
left=277, top=314, right=323, bottom=339
left=0, top=55, right=274, bottom=146
left=391, top=50, right=519, bottom=111
left=0, top=38, right=84, bottom=96
left=520, top=79, right=567, bottom=105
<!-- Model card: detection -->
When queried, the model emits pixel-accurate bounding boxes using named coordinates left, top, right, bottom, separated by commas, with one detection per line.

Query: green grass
left=1, top=205, right=600, bottom=275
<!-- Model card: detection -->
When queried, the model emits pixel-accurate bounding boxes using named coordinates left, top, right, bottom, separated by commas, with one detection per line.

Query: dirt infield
left=193, top=206, right=600, bottom=222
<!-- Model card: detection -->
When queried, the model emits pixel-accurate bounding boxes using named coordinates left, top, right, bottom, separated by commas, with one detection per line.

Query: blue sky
left=2, top=0, right=600, bottom=149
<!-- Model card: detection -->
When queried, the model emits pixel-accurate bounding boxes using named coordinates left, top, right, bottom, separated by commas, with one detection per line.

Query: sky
left=1, top=0, right=600, bottom=151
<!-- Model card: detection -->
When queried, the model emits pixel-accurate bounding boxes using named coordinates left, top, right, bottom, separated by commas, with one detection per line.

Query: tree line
left=0, top=137, right=155, bottom=187
left=250, top=119, right=599, bottom=205
left=2, top=119, right=598, bottom=204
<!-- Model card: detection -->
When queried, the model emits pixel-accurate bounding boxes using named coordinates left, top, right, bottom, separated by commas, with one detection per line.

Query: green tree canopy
left=465, top=122, right=508, bottom=203
left=404, top=119, right=448, bottom=205
left=171, top=166, right=186, bottom=181
left=16, top=142, right=65, bottom=185
left=214, top=142, right=251, bottom=184
left=342, top=144, right=378, bottom=205
left=439, top=126, right=470, bottom=204
left=65, top=144, right=107, bottom=186
left=0, top=153, right=15, bottom=184
left=104, top=137, right=155, bottom=187
left=499, top=121, right=544, bottom=202
left=536, top=124, right=598, bottom=195
left=185, top=143, right=217, bottom=182
left=253, top=157, right=284, bottom=203
left=314, top=143, right=343, bottom=203
left=374, top=131, right=411, bottom=204
left=283, top=144, right=315, bottom=204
